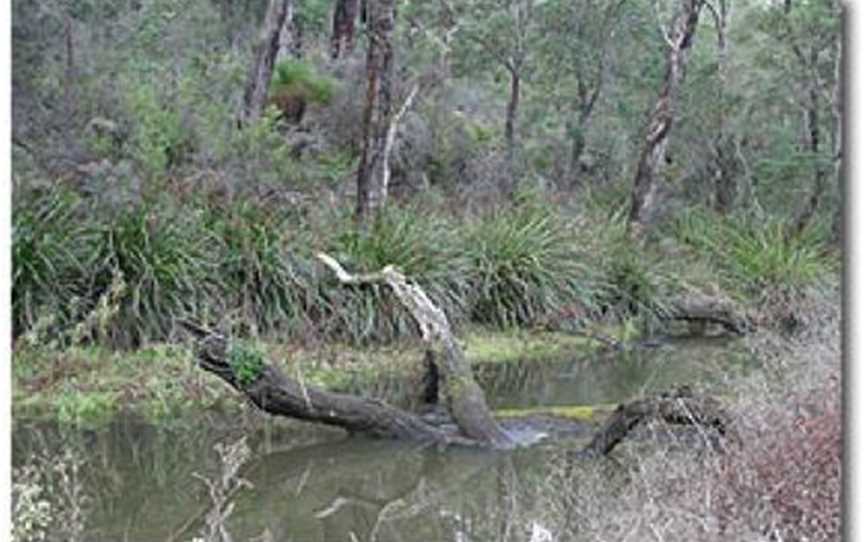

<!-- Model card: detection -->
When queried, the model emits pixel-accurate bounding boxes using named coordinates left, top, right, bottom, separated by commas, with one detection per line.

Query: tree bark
left=241, top=0, right=293, bottom=124
left=188, top=327, right=464, bottom=445
left=788, top=63, right=827, bottom=239
left=331, top=0, right=360, bottom=59
left=576, top=386, right=738, bottom=458
left=627, top=0, right=704, bottom=237
left=505, top=68, right=521, bottom=171
left=708, top=0, right=738, bottom=215
left=316, top=254, right=514, bottom=448
left=356, top=0, right=396, bottom=225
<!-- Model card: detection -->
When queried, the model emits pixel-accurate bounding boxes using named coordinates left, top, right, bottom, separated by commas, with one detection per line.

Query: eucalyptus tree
left=454, top=0, right=539, bottom=193
left=330, top=0, right=361, bottom=59
left=627, top=0, right=705, bottom=237
left=534, top=0, right=628, bottom=187
left=355, top=0, right=397, bottom=224
left=768, top=0, right=843, bottom=238
left=242, top=0, right=294, bottom=124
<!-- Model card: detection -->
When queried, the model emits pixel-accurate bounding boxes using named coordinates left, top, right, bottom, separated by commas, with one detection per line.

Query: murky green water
left=12, top=336, right=749, bottom=541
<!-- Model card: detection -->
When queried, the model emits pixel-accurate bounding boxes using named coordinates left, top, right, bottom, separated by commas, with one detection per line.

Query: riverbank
left=12, top=325, right=611, bottom=425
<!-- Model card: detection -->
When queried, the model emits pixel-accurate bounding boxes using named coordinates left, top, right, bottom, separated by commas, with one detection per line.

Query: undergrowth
left=12, top=186, right=838, bottom=350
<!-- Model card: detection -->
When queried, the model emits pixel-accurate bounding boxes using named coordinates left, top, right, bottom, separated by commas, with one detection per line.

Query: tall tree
left=704, top=0, right=739, bottom=214
left=627, top=0, right=705, bottom=237
left=459, top=0, right=537, bottom=195
left=782, top=0, right=841, bottom=238
left=355, top=0, right=396, bottom=224
left=242, top=0, right=294, bottom=124
left=330, top=0, right=360, bottom=59
left=536, top=0, right=627, bottom=187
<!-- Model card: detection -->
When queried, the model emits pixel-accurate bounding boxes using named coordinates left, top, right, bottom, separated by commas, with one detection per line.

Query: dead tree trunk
left=316, top=254, right=514, bottom=448
left=627, top=0, right=704, bottom=237
left=505, top=68, right=521, bottom=172
left=185, top=254, right=513, bottom=449
left=577, top=386, right=738, bottom=458
left=187, top=326, right=464, bottom=445
left=241, top=0, right=293, bottom=124
left=331, top=0, right=360, bottom=59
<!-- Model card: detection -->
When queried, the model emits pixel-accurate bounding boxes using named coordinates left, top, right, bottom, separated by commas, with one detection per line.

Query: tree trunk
left=830, top=33, right=843, bottom=245
left=567, top=105, right=594, bottom=188
left=356, top=0, right=396, bottom=225
left=241, top=0, right=293, bottom=124
left=710, top=0, right=737, bottom=214
left=316, top=254, right=514, bottom=448
left=627, top=0, right=704, bottom=237
left=331, top=0, right=360, bottom=59
left=576, top=386, right=738, bottom=458
left=188, top=328, right=464, bottom=445
left=788, top=58, right=827, bottom=239
left=504, top=68, right=521, bottom=195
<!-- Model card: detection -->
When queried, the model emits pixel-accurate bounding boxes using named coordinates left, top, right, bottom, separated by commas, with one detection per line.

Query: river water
left=12, top=335, right=749, bottom=541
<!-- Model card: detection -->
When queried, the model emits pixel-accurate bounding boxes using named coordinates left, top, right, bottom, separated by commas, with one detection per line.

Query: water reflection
left=12, top=336, right=747, bottom=541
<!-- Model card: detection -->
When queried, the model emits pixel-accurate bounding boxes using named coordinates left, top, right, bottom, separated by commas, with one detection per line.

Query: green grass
left=674, top=209, right=835, bottom=295
left=321, top=206, right=471, bottom=342
left=12, top=188, right=92, bottom=337
left=462, top=202, right=598, bottom=326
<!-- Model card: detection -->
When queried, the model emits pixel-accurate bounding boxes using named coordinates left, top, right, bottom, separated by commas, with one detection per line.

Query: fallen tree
left=186, top=257, right=737, bottom=454
left=577, top=385, right=738, bottom=458
left=186, top=252, right=513, bottom=448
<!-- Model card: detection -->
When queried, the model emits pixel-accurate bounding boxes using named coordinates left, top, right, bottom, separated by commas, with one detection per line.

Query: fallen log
left=184, top=323, right=471, bottom=446
left=577, top=385, right=738, bottom=458
left=184, top=253, right=512, bottom=449
left=664, top=296, right=752, bottom=336
left=315, top=253, right=514, bottom=448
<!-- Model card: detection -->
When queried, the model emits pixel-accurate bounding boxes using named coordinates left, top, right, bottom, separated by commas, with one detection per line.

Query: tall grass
left=12, top=188, right=92, bottom=338
left=462, top=203, right=597, bottom=326
left=674, top=209, right=833, bottom=293
left=12, top=187, right=839, bottom=349
left=88, top=204, right=215, bottom=347
left=209, top=201, right=317, bottom=336
left=319, top=206, right=470, bottom=342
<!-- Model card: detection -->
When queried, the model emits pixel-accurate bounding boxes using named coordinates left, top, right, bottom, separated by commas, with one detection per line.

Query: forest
left=11, top=0, right=841, bottom=540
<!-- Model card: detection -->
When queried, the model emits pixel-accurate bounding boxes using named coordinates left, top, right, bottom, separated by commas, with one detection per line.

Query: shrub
left=90, top=203, right=216, bottom=347
left=12, top=187, right=92, bottom=338
left=461, top=201, right=596, bottom=327
left=675, top=209, right=832, bottom=293
left=594, top=234, right=677, bottom=322
left=269, top=60, right=336, bottom=122
left=209, top=201, right=317, bottom=336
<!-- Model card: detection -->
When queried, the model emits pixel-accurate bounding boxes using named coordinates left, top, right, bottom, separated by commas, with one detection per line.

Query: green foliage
left=209, top=201, right=314, bottom=334
left=674, top=209, right=833, bottom=295
left=56, top=390, right=118, bottom=426
left=461, top=200, right=596, bottom=326
left=92, top=204, right=215, bottom=347
left=123, top=80, right=191, bottom=176
left=596, top=236, right=674, bottom=320
left=12, top=188, right=91, bottom=337
left=227, top=340, right=266, bottom=386
left=270, top=60, right=336, bottom=105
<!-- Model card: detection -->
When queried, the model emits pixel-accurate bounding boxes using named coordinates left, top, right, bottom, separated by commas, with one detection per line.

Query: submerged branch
left=577, top=386, right=738, bottom=458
